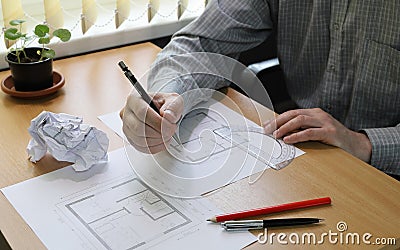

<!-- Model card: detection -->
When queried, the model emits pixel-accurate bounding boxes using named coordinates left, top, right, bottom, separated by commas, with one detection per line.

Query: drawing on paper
left=57, top=177, right=192, bottom=250
left=167, top=107, right=287, bottom=167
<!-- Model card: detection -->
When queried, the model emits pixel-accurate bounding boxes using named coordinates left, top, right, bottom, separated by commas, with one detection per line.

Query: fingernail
left=283, top=136, right=291, bottom=144
left=164, top=109, right=178, bottom=122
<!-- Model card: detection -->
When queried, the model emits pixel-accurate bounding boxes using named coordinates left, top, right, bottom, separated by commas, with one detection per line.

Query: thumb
left=163, top=109, right=180, bottom=124
left=160, top=94, right=183, bottom=124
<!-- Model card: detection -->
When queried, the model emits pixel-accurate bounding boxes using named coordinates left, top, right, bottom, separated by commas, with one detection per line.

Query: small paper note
left=27, top=111, right=109, bottom=171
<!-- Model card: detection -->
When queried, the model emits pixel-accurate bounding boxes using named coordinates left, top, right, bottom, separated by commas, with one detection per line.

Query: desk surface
left=0, top=43, right=399, bottom=249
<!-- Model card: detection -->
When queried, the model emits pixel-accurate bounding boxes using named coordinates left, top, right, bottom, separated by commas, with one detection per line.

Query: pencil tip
left=206, top=217, right=217, bottom=223
left=319, top=219, right=325, bottom=222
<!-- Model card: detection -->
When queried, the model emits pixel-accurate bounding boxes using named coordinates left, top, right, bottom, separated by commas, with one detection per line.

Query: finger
left=140, top=105, right=177, bottom=136
left=265, top=108, right=324, bottom=135
left=124, top=119, right=174, bottom=153
left=127, top=124, right=177, bottom=148
left=125, top=108, right=178, bottom=142
left=163, top=110, right=180, bottom=124
left=125, top=93, right=159, bottom=127
left=274, top=109, right=318, bottom=129
left=159, top=94, right=184, bottom=124
left=151, top=93, right=165, bottom=110
left=282, top=128, right=327, bottom=144
left=263, top=119, right=278, bottom=134
left=122, top=107, right=159, bottom=137
left=264, top=110, right=306, bottom=134
left=274, top=114, right=322, bottom=138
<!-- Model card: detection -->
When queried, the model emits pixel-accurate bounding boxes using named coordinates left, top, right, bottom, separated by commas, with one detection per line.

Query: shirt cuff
left=361, top=126, right=400, bottom=175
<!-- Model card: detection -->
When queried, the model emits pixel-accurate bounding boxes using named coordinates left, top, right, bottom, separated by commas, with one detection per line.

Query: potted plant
left=4, top=20, right=71, bottom=92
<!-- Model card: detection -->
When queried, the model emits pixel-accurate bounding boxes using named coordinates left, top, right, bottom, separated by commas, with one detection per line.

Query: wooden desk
left=0, top=43, right=399, bottom=249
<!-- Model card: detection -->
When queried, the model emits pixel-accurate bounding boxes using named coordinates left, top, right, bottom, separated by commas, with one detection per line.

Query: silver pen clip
left=221, top=220, right=263, bottom=231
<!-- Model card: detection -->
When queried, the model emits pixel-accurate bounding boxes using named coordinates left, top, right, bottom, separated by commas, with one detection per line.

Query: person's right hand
left=121, top=91, right=183, bottom=154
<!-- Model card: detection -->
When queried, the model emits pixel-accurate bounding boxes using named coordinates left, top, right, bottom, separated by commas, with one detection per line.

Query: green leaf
left=53, top=29, right=71, bottom=42
left=4, top=28, right=21, bottom=40
left=41, top=49, right=56, bottom=59
left=9, top=19, right=25, bottom=26
left=38, top=37, right=51, bottom=44
left=34, top=24, right=50, bottom=37
left=21, top=34, right=32, bottom=41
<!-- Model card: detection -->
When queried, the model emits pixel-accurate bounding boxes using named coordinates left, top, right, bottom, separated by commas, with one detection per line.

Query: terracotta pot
left=6, top=47, right=53, bottom=92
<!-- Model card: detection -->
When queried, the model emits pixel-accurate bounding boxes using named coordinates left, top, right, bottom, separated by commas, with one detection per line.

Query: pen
left=221, top=218, right=324, bottom=231
left=118, top=61, right=179, bottom=143
left=207, top=197, right=331, bottom=222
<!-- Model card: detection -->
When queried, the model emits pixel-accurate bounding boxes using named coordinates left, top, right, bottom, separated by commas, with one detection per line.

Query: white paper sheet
left=1, top=148, right=256, bottom=250
left=99, top=100, right=305, bottom=197
left=28, top=111, right=109, bottom=171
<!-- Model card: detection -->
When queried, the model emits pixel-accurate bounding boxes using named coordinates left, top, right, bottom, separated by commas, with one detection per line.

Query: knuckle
left=291, top=109, right=300, bottom=117
left=297, top=114, right=307, bottom=123
left=326, top=126, right=337, bottom=135
left=288, top=132, right=299, bottom=141
left=313, top=108, right=323, bottom=112
left=304, top=129, right=315, bottom=137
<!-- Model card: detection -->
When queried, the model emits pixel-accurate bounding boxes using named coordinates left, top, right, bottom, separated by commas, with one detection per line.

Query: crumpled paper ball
left=27, top=111, right=109, bottom=171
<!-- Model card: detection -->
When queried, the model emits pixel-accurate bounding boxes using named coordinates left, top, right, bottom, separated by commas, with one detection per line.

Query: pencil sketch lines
left=59, top=178, right=191, bottom=249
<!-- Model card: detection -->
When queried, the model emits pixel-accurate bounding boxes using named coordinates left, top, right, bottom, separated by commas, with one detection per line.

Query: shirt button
left=333, top=23, right=340, bottom=31
left=328, top=64, right=336, bottom=72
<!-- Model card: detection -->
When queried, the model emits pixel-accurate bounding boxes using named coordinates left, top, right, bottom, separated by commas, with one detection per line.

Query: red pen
left=207, top=197, right=331, bottom=223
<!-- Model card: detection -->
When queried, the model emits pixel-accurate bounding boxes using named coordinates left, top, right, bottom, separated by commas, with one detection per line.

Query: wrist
left=346, top=131, right=372, bottom=163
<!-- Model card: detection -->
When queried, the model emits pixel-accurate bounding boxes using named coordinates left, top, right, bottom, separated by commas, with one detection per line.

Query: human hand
left=263, top=108, right=372, bottom=162
left=121, top=91, right=183, bottom=154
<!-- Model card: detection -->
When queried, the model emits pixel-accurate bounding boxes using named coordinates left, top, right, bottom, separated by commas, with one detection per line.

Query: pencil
left=118, top=61, right=158, bottom=112
left=118, top=61, right=180, bottom=143
left=207, top=197, right=331, bottom=223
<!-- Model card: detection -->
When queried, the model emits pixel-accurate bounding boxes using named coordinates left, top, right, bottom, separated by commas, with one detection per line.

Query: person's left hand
left=263, top=108, right=372, bottom=162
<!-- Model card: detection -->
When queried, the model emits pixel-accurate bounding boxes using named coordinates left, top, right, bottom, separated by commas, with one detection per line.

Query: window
left=0, top=0, right=205, bottom=69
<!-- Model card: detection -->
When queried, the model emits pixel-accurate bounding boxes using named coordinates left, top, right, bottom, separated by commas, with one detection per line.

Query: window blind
left=0, top=0, right=206, bottom=69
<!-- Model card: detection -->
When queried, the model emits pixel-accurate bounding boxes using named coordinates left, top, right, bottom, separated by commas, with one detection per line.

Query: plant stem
left=39, top=44, right=45, bottom=61
left=16, top=50, right=21, bottom=64
left=17, top=23, right=23, bottom=63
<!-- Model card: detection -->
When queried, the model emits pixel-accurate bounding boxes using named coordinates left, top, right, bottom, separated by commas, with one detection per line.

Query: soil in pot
left=6, top=47, right=53, bottom=92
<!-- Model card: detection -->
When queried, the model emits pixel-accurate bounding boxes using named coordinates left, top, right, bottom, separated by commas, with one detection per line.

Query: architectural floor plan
left=59, top=177, right=191, bottom=249
left=124, top=101, right=303, bottom=197
left=168, top=107, right=285, bottom=166
left=2, top=149, right=256, bottom=250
